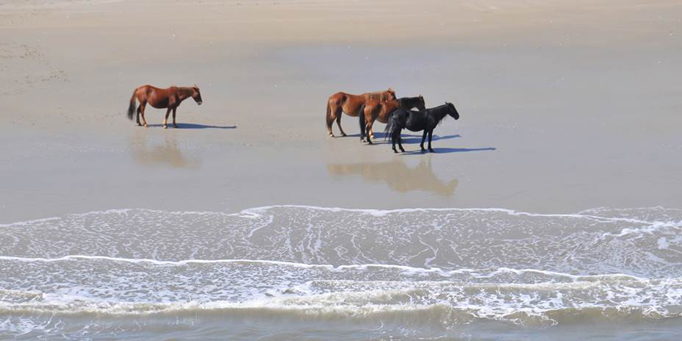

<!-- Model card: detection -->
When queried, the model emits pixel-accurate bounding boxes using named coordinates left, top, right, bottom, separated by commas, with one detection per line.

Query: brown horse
left=360, top=96, right=425, bottom=143
left=127, top=85, right=203, bottom=128
left=325, top=89, right=396, bottom=137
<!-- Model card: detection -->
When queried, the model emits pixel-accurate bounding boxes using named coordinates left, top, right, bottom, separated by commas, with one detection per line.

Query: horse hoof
left=341, top=133, right=347, bottom=137
left=173, top=125, right=178, bottom=128
left=163, top=126, right=168, bottom=129
left=429, top=149, right=435, bottom=153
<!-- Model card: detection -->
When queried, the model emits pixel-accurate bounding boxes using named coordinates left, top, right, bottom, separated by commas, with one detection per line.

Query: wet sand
left=1, top=0, right=681, bottom=222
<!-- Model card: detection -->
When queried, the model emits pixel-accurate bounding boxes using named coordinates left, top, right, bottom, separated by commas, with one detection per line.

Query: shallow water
left=1, top=206, right=681, bottom=339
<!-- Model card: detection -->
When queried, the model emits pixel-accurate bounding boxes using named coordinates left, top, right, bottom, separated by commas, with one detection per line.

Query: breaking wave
left=1, top=206, right=680, bottom=336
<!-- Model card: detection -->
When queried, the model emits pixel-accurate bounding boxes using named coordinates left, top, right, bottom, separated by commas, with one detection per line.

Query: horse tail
left=326, top=100, right=333, bottom=128
left=127, top=90, right=137, bottom=120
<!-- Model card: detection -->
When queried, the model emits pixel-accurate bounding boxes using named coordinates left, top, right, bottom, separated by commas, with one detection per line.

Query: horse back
left=327, top=91, right=348, bottom=104
left=363, top=90, right=393, bottom=102
left=329, top=90, right=390, bottom=104
left=136, top=85, right=174, bottom=108
left=136, top=84, right=169, bottom=97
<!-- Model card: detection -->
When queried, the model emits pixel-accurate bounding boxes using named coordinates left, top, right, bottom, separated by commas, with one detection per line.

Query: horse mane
left=176, top=86, right=194, bottom=97
left=399, top=96, right=420, bottom=105
left=364, top=90, right=392, bottom=102
left=428, top=103, right=451, bottom=127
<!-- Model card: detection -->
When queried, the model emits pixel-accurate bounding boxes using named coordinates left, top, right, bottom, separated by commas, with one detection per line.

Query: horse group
left=325, top=89, right=460, bottom=153
left=125, top=85, right=460, bottom=153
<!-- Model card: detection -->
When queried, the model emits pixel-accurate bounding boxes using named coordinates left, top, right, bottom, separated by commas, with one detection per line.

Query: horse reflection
left=130, top=132, right=199, bottom=168
left=327, top=157, right=457, bottom=196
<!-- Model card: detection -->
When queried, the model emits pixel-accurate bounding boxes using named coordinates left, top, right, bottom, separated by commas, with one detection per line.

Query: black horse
left=397, top=96, right=427, bottom=112
left=385, top=102, right=460, bottom=153
left=358, top=96, right=426, bottom=143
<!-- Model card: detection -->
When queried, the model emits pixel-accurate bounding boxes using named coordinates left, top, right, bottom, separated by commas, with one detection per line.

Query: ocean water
left=0, top=206, right=681, bottom=340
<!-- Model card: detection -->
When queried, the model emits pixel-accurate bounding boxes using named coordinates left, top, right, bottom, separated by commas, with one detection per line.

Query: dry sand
left=1, top=0, right=681, bottom=222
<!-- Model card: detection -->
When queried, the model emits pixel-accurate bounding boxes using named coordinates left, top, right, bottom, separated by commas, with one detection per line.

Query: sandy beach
left=1, top=0, right=681, bottom=339
left=1, top=0, right=681, bottom=221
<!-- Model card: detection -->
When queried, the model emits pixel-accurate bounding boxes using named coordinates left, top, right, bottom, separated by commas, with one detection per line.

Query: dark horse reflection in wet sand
left=386, top=103, right=460, bottom=153
left=327, top=157, right=458, bottom=196
left=127, top=85, right=203, bottom=128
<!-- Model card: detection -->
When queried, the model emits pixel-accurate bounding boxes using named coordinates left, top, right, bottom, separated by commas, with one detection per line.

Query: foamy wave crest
left=1, top=206, right=681, bottom=276
left=0, top=256, right=680, bottom=326
left=1, top=206, right=681, bottom=330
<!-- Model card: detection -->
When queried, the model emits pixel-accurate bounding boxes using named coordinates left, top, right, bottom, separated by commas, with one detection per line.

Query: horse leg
left=398, top=129, right=405, bottom=152
left=336, top=112, right=347, bottom=137
left=172, top=108, right=178, bottom=128
left=428, top=130, right=435, bottom=152
left=365, top=120, right=374, bottom=144
left=391, top=129, right=399, bottom=153
left=420, top=130, right=428, bottom=152
left=139, top=103, right=148, bottom=127
left=136, top=106, right=142, bottom=126
left=163, top=108, right=171, bottom=129
left=390, top=133, right=396, bottom=153
left=358, top=112, right=365, bottom=142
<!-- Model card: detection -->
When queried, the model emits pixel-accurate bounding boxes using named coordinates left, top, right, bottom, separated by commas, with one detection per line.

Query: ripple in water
left=0, top=206, right=680, bottom=336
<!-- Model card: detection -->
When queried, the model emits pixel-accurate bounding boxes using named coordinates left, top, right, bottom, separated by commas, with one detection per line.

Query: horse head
left=385, top=88, right=397, bottom=101
left=192, top=84, right=203, bottom=105
left=446, top=102, right=459, bottom=120
left=416, top=95, right=426, bottom=111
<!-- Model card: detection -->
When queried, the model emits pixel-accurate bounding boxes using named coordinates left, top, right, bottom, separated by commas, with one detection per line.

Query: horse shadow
left=399, top=134, right=461, bottom=144
left=146, top=123, right=237, bottom=129
left=402, top=147, right=496, bottom=155
left=350, top=132, right=454, bottom=143
left=370, top=132, right=424, bottom=140
left=338, top=132, right=398, bottom=140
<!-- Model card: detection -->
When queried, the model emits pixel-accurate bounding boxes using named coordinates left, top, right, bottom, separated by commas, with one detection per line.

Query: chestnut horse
left=360, top=96, right=426, bottom=144
left=325, top=89, right=396, bottom=137
left=127, top=85, right=203, bottom=128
